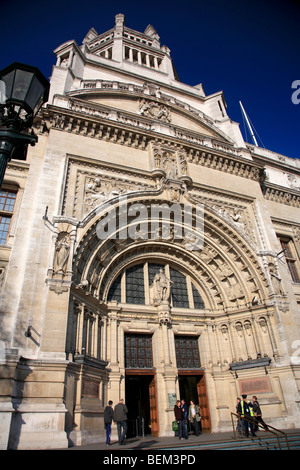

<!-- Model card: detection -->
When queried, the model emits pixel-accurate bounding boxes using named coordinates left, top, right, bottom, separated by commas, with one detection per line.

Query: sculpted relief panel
left=139, top=98, right=171, bottom=123
left=61, top=156, right=156, bottom=219
left=83, top=176, right=146, bottom=214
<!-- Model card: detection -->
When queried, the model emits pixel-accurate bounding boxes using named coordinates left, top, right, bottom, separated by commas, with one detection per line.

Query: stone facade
left=0, top=14, right=300, bottom=449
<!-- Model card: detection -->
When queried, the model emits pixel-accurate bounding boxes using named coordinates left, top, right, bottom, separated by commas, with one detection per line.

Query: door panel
left=149, top=375, right=159, bottom=436
left=197, top=374, right=211, bottom=432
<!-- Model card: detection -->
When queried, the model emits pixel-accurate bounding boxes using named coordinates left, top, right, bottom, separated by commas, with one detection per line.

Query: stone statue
left=151, top=268, right=173, bottom=305
left=163, top=152, right=177, bottom=179
left=54, top=233, right=70, bottom=274
left=269, top=263, right=284, bottom=296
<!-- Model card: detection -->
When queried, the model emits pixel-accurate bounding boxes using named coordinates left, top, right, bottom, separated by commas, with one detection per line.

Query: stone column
left=107, top=303, right=122, bottom=402
left=156, top=301, right=178, bottom=435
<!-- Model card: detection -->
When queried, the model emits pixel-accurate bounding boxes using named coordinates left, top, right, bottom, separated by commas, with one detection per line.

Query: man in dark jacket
left=252, top=396, right=269, bottom=431
left=180, top=399, right=189, bottom=439
left=104, top=400, right=114, bottom=446
left=113, top=398, right=128, bottom=445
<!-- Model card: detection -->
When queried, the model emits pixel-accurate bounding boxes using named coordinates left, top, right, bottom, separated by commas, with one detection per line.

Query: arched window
left=107, top=262, right=205, bottom=309
left=126, top=264, right=145, bottom=305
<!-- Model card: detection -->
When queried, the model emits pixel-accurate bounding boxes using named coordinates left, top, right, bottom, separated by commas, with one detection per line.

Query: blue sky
left=1, top=0, right=299, bottom=159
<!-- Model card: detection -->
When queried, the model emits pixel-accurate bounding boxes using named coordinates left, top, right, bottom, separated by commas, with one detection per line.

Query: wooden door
left=197, top=374, right=211, bottom=432
left=149, top=375, right=159, bottom=436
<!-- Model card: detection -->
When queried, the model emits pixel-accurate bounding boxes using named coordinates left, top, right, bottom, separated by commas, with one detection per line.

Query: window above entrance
left=107, top=262, right=205, bottom=309
left=125, top=334, right=153, bottom=369
left=175, top=336, right=201, bottom=369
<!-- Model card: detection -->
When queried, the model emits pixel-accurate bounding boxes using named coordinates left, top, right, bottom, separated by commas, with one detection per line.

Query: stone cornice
left=249, top=145, right=300, bottom=174
left=35, top=102, right=264, bottom=183
left=262, top=182, right=300, bottom=208
left=67, top=81, right=231, bottom=143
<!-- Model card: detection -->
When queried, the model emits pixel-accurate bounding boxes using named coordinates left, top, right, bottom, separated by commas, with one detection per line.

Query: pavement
left=65, top=428, right=297, bottom=451
left=67, top=431, right=227, bottom=451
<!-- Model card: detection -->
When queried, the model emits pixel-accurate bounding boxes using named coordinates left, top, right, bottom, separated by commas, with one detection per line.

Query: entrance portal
left=178, top=373, right=211, bottom=432
left=125, top=373, right=159, bottom=437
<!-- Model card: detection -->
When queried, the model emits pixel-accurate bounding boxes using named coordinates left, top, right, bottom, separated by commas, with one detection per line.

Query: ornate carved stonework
left=151, top=143, right=189, bottom=181
left=44, top=218, right=78, bottom=294
left=83, top=176, right=144, bottom=214
left=139, top=98, right=171, bottom=122
left=285, top=172, right=300, bottom=191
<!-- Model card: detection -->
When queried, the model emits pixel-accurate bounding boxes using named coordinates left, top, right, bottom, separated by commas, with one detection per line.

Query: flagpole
left=239, top=101, right=258, bottom=147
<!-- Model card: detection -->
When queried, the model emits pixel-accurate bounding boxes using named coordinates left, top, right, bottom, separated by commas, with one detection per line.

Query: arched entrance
left=67, top=190, right=272, bottom=438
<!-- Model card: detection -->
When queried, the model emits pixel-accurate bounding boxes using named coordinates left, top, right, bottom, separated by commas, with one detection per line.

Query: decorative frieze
left=263, top=183, right=300, bottom=207
left=35, top=99, right=265, bottom=186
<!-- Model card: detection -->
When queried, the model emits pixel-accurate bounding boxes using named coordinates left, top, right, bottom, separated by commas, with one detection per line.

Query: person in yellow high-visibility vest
left=237, top=394, right=257, bottom=437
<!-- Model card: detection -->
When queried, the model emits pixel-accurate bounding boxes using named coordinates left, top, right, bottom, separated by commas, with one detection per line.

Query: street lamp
left=0, top=62, right=49, bottom=187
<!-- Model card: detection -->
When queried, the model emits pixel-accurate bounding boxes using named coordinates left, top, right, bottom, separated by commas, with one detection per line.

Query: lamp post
left=0, top=62, right=49, bottom=187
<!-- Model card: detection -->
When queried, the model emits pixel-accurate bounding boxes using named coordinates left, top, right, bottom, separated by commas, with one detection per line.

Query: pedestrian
left=252, top=396, right=269, bottom=431
left=236, top=397, right=243, bottom=435
left=237, top=394, right=256, bottom=437
left=113, top=398, right=128, bottom=445
left=180, top=399, right=189, bottom=439
left=104, top=400, right=114, bottom=446
left=188, top=400, right=201, bottom=436
left=174, top=399, right=186, bottom=440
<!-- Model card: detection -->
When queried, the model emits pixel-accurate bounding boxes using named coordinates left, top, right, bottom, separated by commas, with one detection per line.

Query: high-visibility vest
left=241, top=401, right=254, bottom=417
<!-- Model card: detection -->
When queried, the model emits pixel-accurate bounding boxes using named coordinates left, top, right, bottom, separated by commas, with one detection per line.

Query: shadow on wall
left=7, top=357, right=33, bottom=450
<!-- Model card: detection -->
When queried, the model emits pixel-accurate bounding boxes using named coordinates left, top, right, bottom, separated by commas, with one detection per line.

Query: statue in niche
left=244, top=321, right=252, bottom=336
left=220, top=324, right=229, bottom=341
left=269, top=263, right=284, bottom=295
left=153, top=148, right=163, bottom=169
left=258, top=318, right=268, bottom=334
left=181, top=159, right=188, bottom=176
left=163, top=152, right=177, bottom=179
left=89, top=266, right=99, bottom=288
left=235, top=322, right=243, bottom=338
left=54, top=232, right=70, bottom=274
left=150, top=268, right=173, bottom=305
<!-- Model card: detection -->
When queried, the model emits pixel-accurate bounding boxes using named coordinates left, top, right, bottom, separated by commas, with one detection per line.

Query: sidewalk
left=65, top=429, right=270, bottom=451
